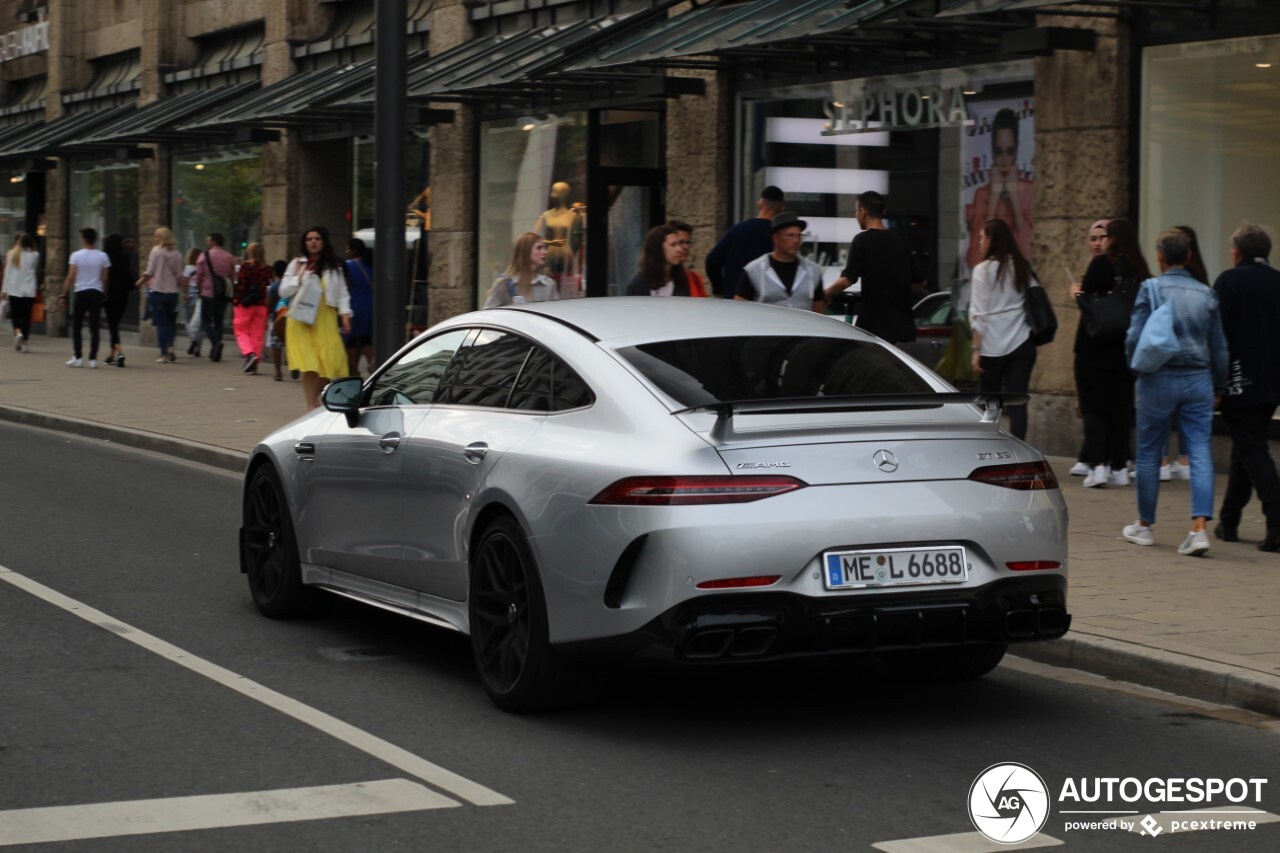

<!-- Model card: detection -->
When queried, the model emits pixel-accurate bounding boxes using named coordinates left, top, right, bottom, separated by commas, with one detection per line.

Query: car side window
left=915, top=295, right=950, bottom=327
left=435, top=329, right=534, bottom=408
left=367, top=329, right=471, bottom=407
left=507, top=346, right=595, bottom=412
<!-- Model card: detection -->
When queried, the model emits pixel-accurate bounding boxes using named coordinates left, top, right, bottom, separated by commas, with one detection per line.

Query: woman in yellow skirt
left=279, top=226, right=352, bottom=410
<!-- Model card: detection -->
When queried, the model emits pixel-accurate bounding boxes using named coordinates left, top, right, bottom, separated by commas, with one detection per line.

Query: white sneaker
left=1069, top=461, right=1090, bottom=477
left=66, top=357, right=82, bottom=367
left=13, top=332, right=21, bottom=352
left=1123, top=522, right=1155, bottom=546
left=88, top=359, right=98, bottom=369
left=1177, top=530, right=1210, bottom=556
left=19, top=343, right=27, bottom=353
left=1108, top=467, right=1130, bottom=486
left=1083, top=465, right=1110, bottom=488
left=1159, top=464, right=1172, bottom=481
left=1169, top=460, right=1191, bottom=480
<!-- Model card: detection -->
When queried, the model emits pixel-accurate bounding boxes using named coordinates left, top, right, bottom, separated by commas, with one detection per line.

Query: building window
left=478, top=112, right=588, bottom=305
left=1141, top=34, right=1280, bottom=275
left=0, top=170, right=28, bottom=250
left=172, top=149, right=262, bottom=255
left=69, top=163, right=138, bottom=255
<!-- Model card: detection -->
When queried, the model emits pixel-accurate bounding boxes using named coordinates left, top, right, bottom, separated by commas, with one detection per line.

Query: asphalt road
left=1, top=420, right=1278, bottom=852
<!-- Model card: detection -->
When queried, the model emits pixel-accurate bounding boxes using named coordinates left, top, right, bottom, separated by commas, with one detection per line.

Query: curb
left=1013, top=633, right=1280, bottom=718
left=0, top=405, right=249, bottom=475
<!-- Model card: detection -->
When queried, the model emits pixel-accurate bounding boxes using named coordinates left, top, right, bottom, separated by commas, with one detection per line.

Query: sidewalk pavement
left=3, top=329, right=1279, bottom=717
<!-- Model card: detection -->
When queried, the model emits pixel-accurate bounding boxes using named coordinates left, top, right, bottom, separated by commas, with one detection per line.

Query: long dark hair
left=1173, top=224, right=1209, bottom=284
left=1104, top=219, right=1152, bottom=281
left=298, top=225, right=343, bottom=274
left=103, top=233, right=133, bottom=283
left=981, top=219, right=1032, bottom=292
left=640, top=225, right=687, bottom=293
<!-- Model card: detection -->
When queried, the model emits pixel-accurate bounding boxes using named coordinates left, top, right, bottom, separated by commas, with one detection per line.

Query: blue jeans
left=150, top=291, right=179, bottom=353
left=1135, top=369, right=1215, bottom=524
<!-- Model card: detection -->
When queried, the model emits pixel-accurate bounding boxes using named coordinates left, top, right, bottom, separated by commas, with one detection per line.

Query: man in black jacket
left=1214, top=222, right=1280, bottom=551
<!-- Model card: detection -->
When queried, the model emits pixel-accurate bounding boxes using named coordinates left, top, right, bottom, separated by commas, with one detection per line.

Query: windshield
left=617, top=336, right=933, bottom=408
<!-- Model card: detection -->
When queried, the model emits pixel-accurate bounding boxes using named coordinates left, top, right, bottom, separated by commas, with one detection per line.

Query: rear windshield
left=617, top=336, right=933, bottom=407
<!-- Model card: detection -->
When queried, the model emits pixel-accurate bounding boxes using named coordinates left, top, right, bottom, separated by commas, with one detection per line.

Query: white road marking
left=0, top=779, right=457, bottom=847
left=0, top=565, right=513, bottom=807
left=871, top=832, right=1063, bottom=852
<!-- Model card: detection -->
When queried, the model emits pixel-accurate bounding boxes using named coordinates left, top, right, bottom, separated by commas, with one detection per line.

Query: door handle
left=464, top=442, right=489, bottom=463
left=378, top=432, right=402, bottom=454
left=294, top=442, right=315, bottom=458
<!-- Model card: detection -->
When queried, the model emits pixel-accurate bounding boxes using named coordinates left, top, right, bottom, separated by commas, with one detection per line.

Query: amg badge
left=735, top=461, right=792, bottom=469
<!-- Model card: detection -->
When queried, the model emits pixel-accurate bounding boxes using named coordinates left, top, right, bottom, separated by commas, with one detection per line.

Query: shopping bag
left=934, top=319, right=978, bottom=383
left=289, top=274, right=322, bottom=325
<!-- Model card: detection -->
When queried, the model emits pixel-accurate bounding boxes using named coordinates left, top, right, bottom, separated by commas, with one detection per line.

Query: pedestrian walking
left=266, top=259, right=287, bottom=381
left=1, top=232, right=39, bottom=352
left=137, top=226, right=183, bottom=364
left=1121, top=228, right=1228, bottom=555
left=233, top=242, right=272, bottom=374
left=1070, top=218, right=1151, bottom=488
left=193, top=232, right=235, bottom=362
left=968, top=219, right=1038, bottom=441
left=483, top=232, right=558, bottom=306
left=733, top=211, right=826, bottom=312
left=343, top=237, right=375, bottom=375
left=1070, top=218, right=1111, bottom=477
left=102, top=234, right=135, bottom=367
left=180, top=247, right=203, bottom=357
left=704, top=185, right=784, bottom=298
left=1212, top=222, right=1280, bottom=552
left=625, top=225, right=698, bottom=297
left=279, top=226, right=351, bottom=410
left=825, top=191, right=925, bottom=344
left=58, top=228, right=110, bottom=368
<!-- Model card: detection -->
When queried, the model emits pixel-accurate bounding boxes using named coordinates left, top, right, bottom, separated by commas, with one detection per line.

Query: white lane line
left=0, top=566, right=513, bottom=807
left=872, top=831, right=1063, bottom=852
left=0, top=779, right=456, bottom=847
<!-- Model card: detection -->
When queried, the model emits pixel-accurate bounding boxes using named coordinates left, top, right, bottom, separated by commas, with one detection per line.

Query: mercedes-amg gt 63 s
left=240, top=298, right=1069, bottom=712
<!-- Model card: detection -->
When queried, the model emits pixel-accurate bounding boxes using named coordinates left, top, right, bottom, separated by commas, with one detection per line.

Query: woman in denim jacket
left=1122, top=228, right=1229, bottom=555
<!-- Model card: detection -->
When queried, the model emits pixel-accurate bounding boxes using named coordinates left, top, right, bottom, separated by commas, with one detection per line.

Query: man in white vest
left=733, top=211, right=826, bottom=312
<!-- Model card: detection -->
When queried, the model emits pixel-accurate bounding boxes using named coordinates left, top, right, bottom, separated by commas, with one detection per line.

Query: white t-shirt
left=650, top=281, right=675, bottom=297
left=69, top=248, right=111, bottom=293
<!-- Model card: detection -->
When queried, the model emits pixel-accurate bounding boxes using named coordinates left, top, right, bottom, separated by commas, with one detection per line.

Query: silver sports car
left=240, top=298, right=1069, bottom=712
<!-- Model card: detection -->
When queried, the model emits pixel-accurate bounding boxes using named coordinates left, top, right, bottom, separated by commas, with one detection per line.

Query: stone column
left=426, top=0, right=474, bottom=325
left=41, top=0, right=84, bottom=336
left=665, top=66, right=733, bottom=274
left=1028, top=10, right=1130, bottom=455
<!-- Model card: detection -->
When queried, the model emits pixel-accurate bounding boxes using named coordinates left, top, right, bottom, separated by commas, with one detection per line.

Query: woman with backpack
left=483, top=232, right=558, bottom=307
left=233, top=241, right=272, bottom=374
left=137, top=227, right=183, bottom=364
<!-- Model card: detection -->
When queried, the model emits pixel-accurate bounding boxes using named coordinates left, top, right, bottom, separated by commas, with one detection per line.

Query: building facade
left=2, top=0, right=1277, bottom=454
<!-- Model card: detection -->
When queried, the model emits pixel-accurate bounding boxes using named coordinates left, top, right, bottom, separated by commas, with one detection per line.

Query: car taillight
left=590, top=476, right=807, bottom=506
left=968, top=461, right=1059, bottom=491
left=1006, top=561, right=1062, bottom=571
left=696, top=575, right=782, bottom=589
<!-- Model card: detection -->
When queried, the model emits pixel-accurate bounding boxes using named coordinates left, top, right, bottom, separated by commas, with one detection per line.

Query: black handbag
left=1078, top=276, right=1136, bottom=340
left=1023, top=283, right=1058, bottom=346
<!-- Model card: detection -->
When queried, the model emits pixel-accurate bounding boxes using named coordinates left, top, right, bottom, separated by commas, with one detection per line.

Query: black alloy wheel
left=469, top=515, right=591, bottom=712
left=242, top=464, right=312, bottom=618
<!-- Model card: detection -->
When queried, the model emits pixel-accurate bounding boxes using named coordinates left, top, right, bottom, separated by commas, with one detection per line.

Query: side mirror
left=322, top=377, right=364, bottom=428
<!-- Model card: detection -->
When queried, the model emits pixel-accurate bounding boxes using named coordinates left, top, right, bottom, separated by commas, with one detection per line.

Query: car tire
left=469, top=515, right=592, bottom=713
left=884, top=643, right=1007, bottom=681
left=242, top=464, right=313, bottom=619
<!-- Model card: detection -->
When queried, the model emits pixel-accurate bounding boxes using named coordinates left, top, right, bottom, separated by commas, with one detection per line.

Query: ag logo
left=968, top=762, right=1050, bottom=844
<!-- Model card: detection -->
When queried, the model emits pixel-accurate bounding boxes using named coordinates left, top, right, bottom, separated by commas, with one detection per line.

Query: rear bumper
left=556, top=575, right=1069, bottom=663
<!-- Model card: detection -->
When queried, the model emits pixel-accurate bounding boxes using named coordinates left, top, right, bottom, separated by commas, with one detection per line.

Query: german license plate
left=823, top=546, right=967, bottom=590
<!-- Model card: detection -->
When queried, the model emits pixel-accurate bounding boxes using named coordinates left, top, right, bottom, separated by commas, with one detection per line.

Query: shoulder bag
left=1078, top=275, right=1137, bottom=341
left=1023, top=283, right=1058, bottom=346
left=203, top=251, right=230, bottom=301
left=1129, top=284, right=1180, bottom=373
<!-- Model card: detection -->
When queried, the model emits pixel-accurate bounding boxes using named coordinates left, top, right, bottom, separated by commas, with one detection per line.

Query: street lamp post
left=374, top=0, right=407, bottom=366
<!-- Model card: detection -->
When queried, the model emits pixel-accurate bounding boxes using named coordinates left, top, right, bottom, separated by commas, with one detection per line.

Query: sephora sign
left=822, top=84, right=971, bottom=135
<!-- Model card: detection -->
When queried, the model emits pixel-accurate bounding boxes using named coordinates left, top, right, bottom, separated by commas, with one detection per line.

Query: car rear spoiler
left=673, top=393, right=1029, bottom=442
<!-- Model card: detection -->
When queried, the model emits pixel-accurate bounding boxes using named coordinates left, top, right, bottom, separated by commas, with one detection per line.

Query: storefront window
left=1141, top=35, right=1280, bottom=275
left=478, top=112, right=588, bottom=304
left=0, top=170, right=27, bottom=251
left=69, top=163, right=139, bottom=255
left=172, top=148, right=262, bottom=256
left=739, top=61, right=1034, bottom=291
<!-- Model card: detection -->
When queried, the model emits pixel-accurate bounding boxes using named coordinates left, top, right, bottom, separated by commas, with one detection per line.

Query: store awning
left=179, top=59, right=380, bottom=130
left=936, top=0, right=1093, bottom=16
left=58, top=82, right=259, bottom=151
left=558, top=0, right=921, bottom=73
left=0, top=104, right=137, bottom=162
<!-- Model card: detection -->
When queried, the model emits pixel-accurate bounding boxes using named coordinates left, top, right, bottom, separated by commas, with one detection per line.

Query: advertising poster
left=961, top=96, right=1035, bottom=277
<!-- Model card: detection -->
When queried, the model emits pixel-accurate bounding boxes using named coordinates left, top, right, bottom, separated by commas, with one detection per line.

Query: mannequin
left=534, top=181, right=583, bottom=285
